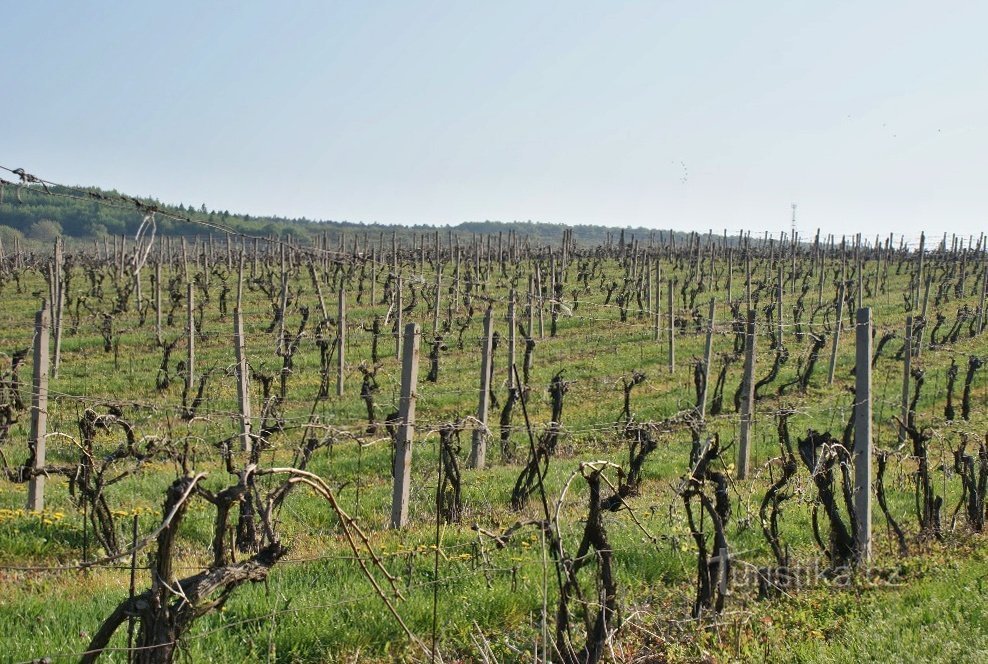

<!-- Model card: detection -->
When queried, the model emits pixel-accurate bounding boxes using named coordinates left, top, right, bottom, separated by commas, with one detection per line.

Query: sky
left=3, top=1, right=987, bottom=242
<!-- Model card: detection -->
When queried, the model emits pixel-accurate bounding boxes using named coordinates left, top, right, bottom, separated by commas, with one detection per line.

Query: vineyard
left=1, top=175, right=987, bottom=662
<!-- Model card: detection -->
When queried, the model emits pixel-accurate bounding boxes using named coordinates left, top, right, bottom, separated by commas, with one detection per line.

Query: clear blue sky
left=4, top=1, right=987, bottom=242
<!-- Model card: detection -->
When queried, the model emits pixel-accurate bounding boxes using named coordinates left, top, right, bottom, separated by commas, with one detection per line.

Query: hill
left=0, top=182, right=694, bottom=248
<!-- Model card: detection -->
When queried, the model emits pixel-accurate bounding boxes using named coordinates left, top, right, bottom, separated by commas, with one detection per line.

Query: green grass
left=0, top=247, right=986, bottom=662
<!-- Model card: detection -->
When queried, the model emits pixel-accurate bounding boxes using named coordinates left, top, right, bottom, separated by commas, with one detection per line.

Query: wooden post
left=978, top=263, right=988, bottom=335
left=390, top=323, right=420, bottom=529
left=337, top=285, right=346, bottom=397
left=277, top=247, right=287, bottom=355
left=470, top=307, right=494, bottom=469
left=395, top=275, right=403, bottom=359
left=777, top=264, right=784, bottom=347
left=234, top=304, right=252, bottom=453
left=118, top=235, right=126, bottom=280
left=392, top=230, right=398, bottom=276
left=745, top=251, right=753, bottom=310
left=914, top=232, right=925, bottom=310
left=51, top=238, right=65, bottom=378
left=154, top=261, right=162, bottom=345
left=370, top=248, right=377, bottom=305
left=737, top=309, right=756, bottom=480
left=181, top=237, right=189, bottom=284
left=653, top=259, right=661, bottom=341
left=827, top=283, right=846, bottom=385
left=433, top=262, right=442, bottom=336
left=854, top=307, right=873, bottom=563
left=527, top=275, right=535, bottom=338
left=202, top=239, right=211, bottom=290
left=536, top=264, right=545, bottom=339
left=507, top=290, right=516, bottom=390
left=700, top=299, right=716, bottom=419
left=187, top=283, right=195, bottom=396
left=667, top=278, right=675, bottom=373
left=916, top=275, right=931, bottom=357
left=26, top=301, right=51, bottom=511
left=899, top=316, right=913, bottom=446
left=726, top=248, right=733, bottom=305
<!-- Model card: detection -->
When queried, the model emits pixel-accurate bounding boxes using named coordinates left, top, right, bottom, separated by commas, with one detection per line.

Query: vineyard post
left=959, top=241, right=968, bottom=298
left=899, top=316, right=913, bottom=446
left=154, top=261, right=162, bottom=344
left=181, top=237, right=189, bottom=284
left=700, top=298, right=715, bottom=419
left=883, top=233, right=893, bottom=302
left=726, top=248, right=733, bottom=305
left=232, top=251, right=243, bottom=315
left=854, top=307, right=873, bottom=563
left=812, top=229, right=820, bottom=279
left=855, top=235, right=863, bottom=309
left=470, top=307, right=494, bottom=469
left=914, top=232, right=925, bottom=310
left=277, top=246, right=287, bottom=355
left=828, top=282, right=846, bottom=385
left=51, top=237, right=65, bottom=378
left=234, top=302, right=252, bottom=453
left=433, top=261, right=441, bottom=336
left=561, top=228, right=568, bottom=274
left=871, top=240, right=881, bottom=301
left=118, top=234, right=126, bottom=281
left=390, top=323, right=420, bottom=529
left=527, top=275, right=535, bottom=338
left=370, top=248, right=377, bottom=305
left=395, top=274, right=403, bottom=359
left=536, top=263, right=545, bottom=339
left=790, top=231, right=797, bottom=295
left=548, top=255, right=557, bottom=335
left=203, top=238, right=211, bottom=290
left=653, top=257, right=661, bottom=341
left=978, top=262, right=988, bottom=335
left=667, top=278, right=675, bottom=373
left=744, top=250, right=752, bottom=310
left=507, top=290, right=516, bottom=390
left=419, top=232, right=426, bottom=274
left=776, top=263, right=784, bottom=347
left=187, top=282, right=195, bottom=395
left=47, top=252, right=57, bottom=314
left=26, top=300, right=51, bottom=511
left=644, top=252, right=651, bottom=313
left=453, top=246, right=460, bottom=295
left=916, top=275, right=931, bottom=357
left=392, top=231, right=398, bottom=276
left=337, top=285, right=346, bottom=397
left=737, top=309, right=756, bottom=479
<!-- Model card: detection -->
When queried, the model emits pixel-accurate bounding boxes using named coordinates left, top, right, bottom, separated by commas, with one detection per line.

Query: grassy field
left=0, top=239, right=986, bottom=662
